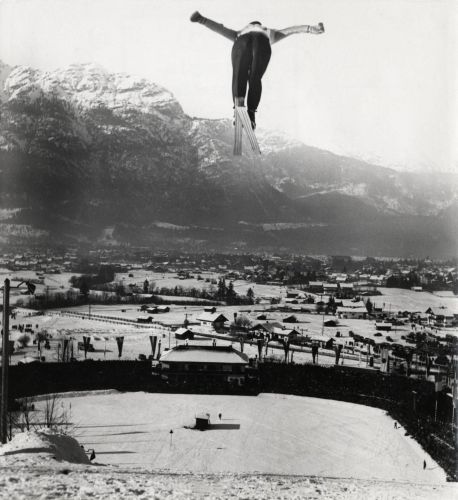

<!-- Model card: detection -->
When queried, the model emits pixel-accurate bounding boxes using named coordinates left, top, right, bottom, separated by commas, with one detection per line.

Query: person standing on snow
left=190, top=12, right=324, bottom=129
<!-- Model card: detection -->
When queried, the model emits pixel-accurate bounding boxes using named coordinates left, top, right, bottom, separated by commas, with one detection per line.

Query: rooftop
left=160, top=345, right=249, bottom=364
left=196, top=312, right=229, bottom=323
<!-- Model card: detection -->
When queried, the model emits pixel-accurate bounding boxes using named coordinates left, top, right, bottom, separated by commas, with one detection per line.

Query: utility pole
left=1, top=279, right=35, bottom=443
left=1, top=279, right=10, bottom=444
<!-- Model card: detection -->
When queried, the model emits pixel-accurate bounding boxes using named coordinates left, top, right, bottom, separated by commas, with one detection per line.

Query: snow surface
left=1, top=393, right=456, bottom=499
left=41, top=392, right=446, bottom=482
left=0, top=466, right=455, bottom=500
left=0, top=429, right=90, bottom=466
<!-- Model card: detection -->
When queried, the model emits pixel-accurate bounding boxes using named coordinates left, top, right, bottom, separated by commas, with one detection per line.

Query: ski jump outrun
left=190, top=11, right=324, bottom=155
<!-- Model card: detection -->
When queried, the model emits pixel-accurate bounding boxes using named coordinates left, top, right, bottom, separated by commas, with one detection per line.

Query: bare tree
left=20, top=397, right=36, bottom=431
left=232, top=315, right=252, bottom=329
left=7, top=411, right=20, bottom=441
left=43, top=394, right=74, bottom=434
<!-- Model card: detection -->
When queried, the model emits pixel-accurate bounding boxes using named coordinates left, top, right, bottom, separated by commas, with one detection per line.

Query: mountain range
left=0, top=61, right=456, bottom=257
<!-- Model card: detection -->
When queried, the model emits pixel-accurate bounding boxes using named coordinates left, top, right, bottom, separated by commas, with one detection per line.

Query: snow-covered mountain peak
left=256, top=128, right=303, bottom=154
left=3, top=62, right=182, bottom=115
left=0, top=60, right=14, bottom=99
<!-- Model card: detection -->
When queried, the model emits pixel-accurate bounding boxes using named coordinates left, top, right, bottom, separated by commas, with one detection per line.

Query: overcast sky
left=0, top=0, right=456, bottom=172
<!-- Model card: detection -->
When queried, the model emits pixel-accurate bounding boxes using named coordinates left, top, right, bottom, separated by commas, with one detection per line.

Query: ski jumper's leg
left=231, top=34, right=252, bottom=104
left=247, top=34, right=271, bottom=117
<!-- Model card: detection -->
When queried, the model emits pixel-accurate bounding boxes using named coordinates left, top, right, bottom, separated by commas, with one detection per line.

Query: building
left=270, top=327, right=300, bottom=342
left=323, top=283, right=339, bottom=295
left=250, top=322, right=300, bottom=342
left=426, top=307, right=455, bottom=327
left=174, top=328, right=194, bottom=340
left=339, top=283, right=355, bottom=298
left=336, top=306, right=368, bottom=319
left=283, top=314, right=298, bottom=323
left=308, top=281, right=324, bottom=294
left=159, top=345, right=251, bottom=385
left=250, top=321, right=283, bottom=338
left=196, top=312, right=229, bottom=332
left=375, top=322, right=392, bottom=331
left=340, top=299, right=366, bottom=309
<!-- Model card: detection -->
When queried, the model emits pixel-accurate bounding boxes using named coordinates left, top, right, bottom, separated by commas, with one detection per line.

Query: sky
left=0, top=0, right=456, bottom=173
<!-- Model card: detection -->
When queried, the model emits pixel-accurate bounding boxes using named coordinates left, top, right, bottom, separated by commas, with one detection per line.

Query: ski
left=234, top=106, right=261, bottom=155
left=233, top=107, right=243, bottom=155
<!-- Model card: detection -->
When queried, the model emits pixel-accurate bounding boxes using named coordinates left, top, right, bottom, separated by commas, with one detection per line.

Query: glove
left=190, top=11, right=203, bottom=23
left=310, top=23, right=325, bottom=34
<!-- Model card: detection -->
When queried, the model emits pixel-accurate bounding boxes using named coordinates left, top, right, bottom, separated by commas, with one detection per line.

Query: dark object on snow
left=218, top=413, right=222, bottom=420
left=90, top=449, right=96, bottom=461
left=196, top=413, right=210, bottom=430
left=423, top=460, right=426, bottom=470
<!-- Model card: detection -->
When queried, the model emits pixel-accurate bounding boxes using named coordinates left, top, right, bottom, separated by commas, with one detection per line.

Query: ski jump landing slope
left=59, top=392, right=447, bottom=483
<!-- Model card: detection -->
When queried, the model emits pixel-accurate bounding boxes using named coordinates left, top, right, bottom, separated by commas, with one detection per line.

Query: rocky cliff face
left=0, top=62, right=456, bottom=256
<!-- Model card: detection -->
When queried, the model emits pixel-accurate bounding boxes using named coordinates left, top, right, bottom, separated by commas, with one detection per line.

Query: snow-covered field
left=52, top=392, right=445, bottom=482
left=0, top=465, right=456, bottom=500
left=373, top=288, right=458, bottom=313
left=1, top=392, right=455, bottom=499
left=115, top=271, right=288, bottom=300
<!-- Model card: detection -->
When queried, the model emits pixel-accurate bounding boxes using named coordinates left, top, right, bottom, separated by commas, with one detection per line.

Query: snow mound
left=0, top=430, right=90, bottom=465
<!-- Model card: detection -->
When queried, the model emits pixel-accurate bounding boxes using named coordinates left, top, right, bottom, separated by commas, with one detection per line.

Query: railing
left=51, top=310, right=172, bottom=330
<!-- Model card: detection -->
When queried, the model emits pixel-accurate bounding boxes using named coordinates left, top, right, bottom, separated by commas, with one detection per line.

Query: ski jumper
left=231, top=31, right=271, bottom=117
left=191, top=13, right=323, bottom=125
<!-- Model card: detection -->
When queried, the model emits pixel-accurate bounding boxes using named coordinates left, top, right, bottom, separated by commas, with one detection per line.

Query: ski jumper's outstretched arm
left=190, top=11, right=238, bottom=42
left=270, top=23, right=325, bottom=44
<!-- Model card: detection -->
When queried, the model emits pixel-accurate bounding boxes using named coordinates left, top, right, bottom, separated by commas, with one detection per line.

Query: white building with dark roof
left=196, top=312, right=229, bottom=331
left=336, top=306, right=368, bottom=319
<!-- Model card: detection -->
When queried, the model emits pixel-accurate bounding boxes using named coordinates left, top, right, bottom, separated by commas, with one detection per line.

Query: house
left=283, top=315, right=298, bottom=323
left=137, top=316, right=152, bottom=323
left=339, top=283, right=355, bottom=298
left=323, top=283, right=338, bottom=294
left=310, top=334, right=335, bottom=349
left=354, top=282, right=378, bottom=294
left=204, top=306, right=216, bottom=314
left=270, top=327, right=300, bottom=342
left=196, top=312, right=229, bottom=331
left=375, top=322, right=392, bottom=331
left=159, top=345, right=251, bottom=385
left=341, top=299, right=366, bottom=309
left=308, top=281, right=324, bottom=293
left=426, top=307, right=455, bottom=327
left=369, top=275, right=387, bottom=286
left=250, top=322, right=284, bottom=338
left=174, top=328, right=194, bottom=340
left=336, top=306, right=367, bottom=319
